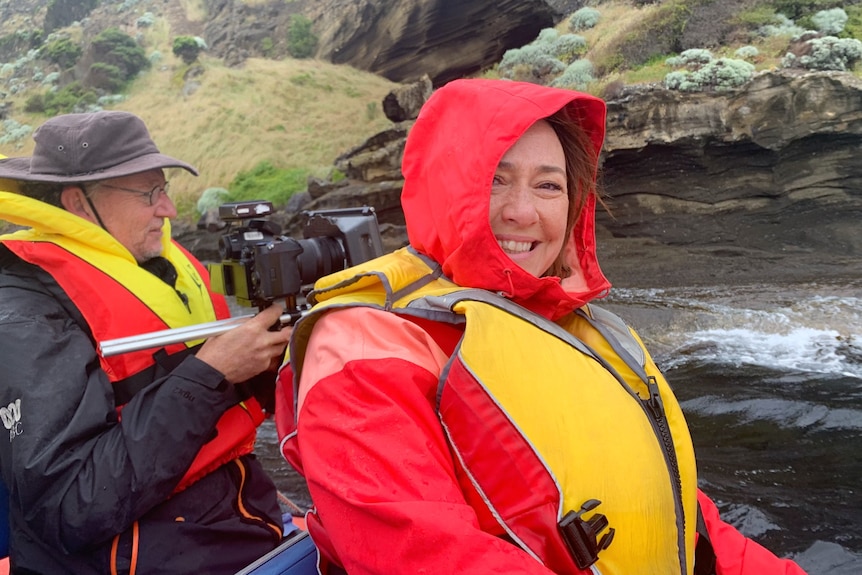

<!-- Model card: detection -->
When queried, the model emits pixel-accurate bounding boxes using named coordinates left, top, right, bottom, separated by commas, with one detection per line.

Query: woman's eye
left=538, top=181, right=565, bottom=194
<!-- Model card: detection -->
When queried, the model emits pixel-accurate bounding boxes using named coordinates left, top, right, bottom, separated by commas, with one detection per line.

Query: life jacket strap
left=113, top=345, right=200, bottom=405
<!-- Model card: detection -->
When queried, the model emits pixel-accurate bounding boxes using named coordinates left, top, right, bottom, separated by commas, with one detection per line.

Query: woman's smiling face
left=489, top=120, right=569, bottom=278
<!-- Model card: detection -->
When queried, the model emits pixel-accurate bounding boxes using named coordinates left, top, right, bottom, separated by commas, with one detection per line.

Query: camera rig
left=100, top=201, right=384, bottom=357
left=208, top=200, right=384, bottom=313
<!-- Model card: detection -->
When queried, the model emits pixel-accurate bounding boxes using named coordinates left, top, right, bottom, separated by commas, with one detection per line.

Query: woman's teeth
left=498, top=240, right=533, bottom=254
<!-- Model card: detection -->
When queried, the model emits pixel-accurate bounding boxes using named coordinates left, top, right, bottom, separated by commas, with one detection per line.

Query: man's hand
left=196, top=304, right=292, bottom=384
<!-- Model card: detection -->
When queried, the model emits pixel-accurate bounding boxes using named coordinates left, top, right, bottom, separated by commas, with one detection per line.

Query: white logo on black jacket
left=0, top=399, right=22, bottom=442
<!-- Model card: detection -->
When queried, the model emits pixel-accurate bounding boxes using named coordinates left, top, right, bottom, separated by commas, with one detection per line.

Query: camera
left=208, top=200, right=384, bottom=311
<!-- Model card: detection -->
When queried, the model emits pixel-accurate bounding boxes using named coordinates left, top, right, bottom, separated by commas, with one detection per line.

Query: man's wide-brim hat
left=0, top=111, right=198, bottom=183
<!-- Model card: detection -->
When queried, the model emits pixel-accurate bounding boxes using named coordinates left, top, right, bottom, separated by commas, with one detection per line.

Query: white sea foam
left=605, top=282, right=862, bottom=379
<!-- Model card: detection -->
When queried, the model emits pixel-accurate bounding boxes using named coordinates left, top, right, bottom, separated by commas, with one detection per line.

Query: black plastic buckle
left=558, top=498, right=616, bottom=570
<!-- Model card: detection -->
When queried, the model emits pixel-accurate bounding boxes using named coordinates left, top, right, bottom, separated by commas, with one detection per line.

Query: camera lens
left=296, top=237, right=346, bottom=285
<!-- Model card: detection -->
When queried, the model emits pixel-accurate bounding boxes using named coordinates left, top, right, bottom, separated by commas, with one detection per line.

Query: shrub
left=498, top=28, right=587, bottom=84
left=87, top=62, right=125, bottom=92
left=0, top=119, right=33, bottom=147
left=783, top=35, right=862, bottom=70
left=811, top=8, right=848, bottom=35
left=228, top=160, right=310, bottom=207
left=39, top=36, right=82, bottom=69
left=665, top=51, right=755, bottom=92
left=690, top=58, right=755, bottom=91
left=24, top=93, right=46, bottom=113
left=569, top=7, right=601, bottom=32
left=34, top=82, right=99, bottom=115
left=97, top=94, right=126, bottom=106
left=535, top=28, right=560, bottom=46
left=734, top=45, right=760, bottom=60
left=136, top=12, right=156, bottom=29
left=197, top=187, right=230, bottom=215
left=758, top=14, right=806, bottom=37
left=89, top=28, right=150, bottom=85
left=676, top=48, right=715, bottom=67
left=498, top=44, right=565, bottom=84
left=41, top=71, right=60, bottom=85
left=173, top=35, right=203, bottom=64
left=769, top=0, right=843, bottom=21
left=288, top=14, right=317, bottom=59
left=551, top=59, right=595, bottom=89
left=553, top=34, right=588, bottom=63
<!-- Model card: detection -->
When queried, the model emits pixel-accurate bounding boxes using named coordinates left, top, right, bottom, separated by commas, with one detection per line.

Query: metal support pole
left=99, top=312, right=300, bottom=357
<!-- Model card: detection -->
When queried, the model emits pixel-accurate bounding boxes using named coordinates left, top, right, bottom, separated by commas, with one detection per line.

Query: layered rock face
left=293, top=70, right=862, bottom=262
left=306, top=0, right=559, bottom=85
left=600, top=70, right=862, bottom=256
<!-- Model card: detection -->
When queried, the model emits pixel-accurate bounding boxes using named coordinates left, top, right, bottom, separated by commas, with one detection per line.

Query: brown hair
left=543, top=107, right=600, bottom=279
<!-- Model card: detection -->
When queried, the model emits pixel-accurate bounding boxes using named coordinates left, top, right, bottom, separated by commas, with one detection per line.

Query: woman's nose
left=500, top=185, right=539, bottom=224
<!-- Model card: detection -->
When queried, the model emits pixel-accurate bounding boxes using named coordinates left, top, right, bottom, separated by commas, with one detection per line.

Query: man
left=0, top=111, right=292, bottom=574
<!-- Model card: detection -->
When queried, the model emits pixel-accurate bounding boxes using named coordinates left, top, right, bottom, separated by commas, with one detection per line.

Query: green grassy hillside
left=0, top=55, right=398, bottom=220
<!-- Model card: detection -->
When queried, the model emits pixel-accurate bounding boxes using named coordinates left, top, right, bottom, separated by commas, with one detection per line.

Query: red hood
left=402, top=79, right=610, bottom=320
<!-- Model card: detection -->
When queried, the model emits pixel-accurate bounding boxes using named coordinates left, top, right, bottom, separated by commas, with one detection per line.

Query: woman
left=276, top=79, right=805, bottom=574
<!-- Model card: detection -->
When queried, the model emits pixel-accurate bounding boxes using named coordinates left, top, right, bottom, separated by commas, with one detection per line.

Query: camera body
left=208, top=201, right=384, bottom=310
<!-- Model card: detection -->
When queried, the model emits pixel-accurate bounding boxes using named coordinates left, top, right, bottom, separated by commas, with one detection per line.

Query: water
left=253, top=280, right=862, bottom=574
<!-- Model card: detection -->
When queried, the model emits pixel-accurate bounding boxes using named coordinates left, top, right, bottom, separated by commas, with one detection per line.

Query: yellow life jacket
left=0, top=191, right=264, bottom=492
left=290, top=247, right=699, bottom=574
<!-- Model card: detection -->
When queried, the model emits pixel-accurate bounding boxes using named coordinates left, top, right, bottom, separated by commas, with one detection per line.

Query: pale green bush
left=812, top=8, right=847, bottom=35
left=197, top=187, right=230, bottom=215
left=499, top=27, right=588, bottom=83
left=783, top=36, right=862, bottom=71
left=136, top=12, right=156, bottom=28
left=551, top=59, right=595, bottom=89
left=665, top=52, right=754, bottom=92
left=553, top=34, right=587, bottom=62
left=759, top=14, right=805, bottom=37
left=0, top=119, right=33, bottom=147
left=498, top=44, right=565, bottom=83
left=689, top=58, right=755, bottom=91
left=41, top=71, right=60, bottom=85
left=734, top=45, right=759, bottom=60
left=535, top=28, right=560, bottom=45
left=569, top=7, right=600, bottom=32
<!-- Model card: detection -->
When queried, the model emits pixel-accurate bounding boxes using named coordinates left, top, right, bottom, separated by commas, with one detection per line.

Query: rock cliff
left=305, top=0, right=559, bottom=85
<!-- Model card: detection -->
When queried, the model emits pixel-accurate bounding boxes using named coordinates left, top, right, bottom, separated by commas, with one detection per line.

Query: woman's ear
left=60, top=185, right=96, bottom=222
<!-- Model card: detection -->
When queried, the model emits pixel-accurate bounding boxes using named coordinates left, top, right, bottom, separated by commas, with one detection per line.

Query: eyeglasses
left=95, top=181, right=171, bottom=206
